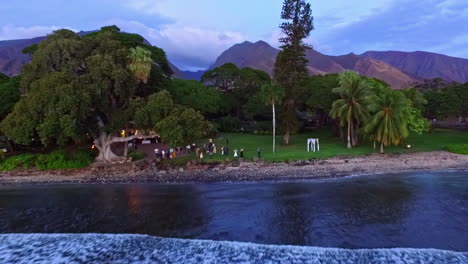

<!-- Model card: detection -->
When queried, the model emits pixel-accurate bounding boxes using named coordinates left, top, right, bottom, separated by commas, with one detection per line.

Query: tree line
left=1, top=0, right=467, bottom=161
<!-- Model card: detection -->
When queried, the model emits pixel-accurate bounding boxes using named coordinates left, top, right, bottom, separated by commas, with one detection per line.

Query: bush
left=0, top=154, right=37, bottom=171
left=218, top=116, right=241, bottom=132
left=446, top=144, right=468, bottom=155
left=128, top=151, right=146, bottom=161
left=35, top=150, right=94, bottom=170
left=0, top=150, right=95, bottom=171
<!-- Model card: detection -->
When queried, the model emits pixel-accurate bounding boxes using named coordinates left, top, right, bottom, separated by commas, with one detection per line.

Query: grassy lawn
left=196, top=129, right=468, bottom=162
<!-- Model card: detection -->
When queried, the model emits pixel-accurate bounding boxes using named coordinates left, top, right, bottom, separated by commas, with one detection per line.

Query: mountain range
left=2, top=33, right=468, bottom=89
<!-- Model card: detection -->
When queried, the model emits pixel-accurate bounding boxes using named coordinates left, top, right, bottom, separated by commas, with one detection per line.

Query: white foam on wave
left=0, top=234, right=467, bottom=264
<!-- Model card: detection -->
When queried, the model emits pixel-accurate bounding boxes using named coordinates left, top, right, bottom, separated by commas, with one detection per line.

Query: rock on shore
left=0, top=151, right=467, bottom=185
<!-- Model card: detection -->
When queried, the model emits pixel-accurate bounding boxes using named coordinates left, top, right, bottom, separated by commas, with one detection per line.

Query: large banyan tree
left=0, top=26, right=207, bottom=162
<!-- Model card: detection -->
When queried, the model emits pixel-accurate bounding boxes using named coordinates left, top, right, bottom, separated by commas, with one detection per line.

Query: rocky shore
left=0, top=151, right=467, bottom=185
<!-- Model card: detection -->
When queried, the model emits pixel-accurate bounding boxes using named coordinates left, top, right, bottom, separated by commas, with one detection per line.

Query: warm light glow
left=91, top=144, right=95, bottom=150
left=407, top=144, right=412, bottom=149
left=121, top=130, right=125, bottom=137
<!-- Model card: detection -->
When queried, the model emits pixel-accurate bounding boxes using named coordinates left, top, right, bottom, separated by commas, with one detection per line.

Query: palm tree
left=329, top=71, right=370, bottom=149
left=128, top=46, right=152, bottom=84
left=260, top=82, right=285, bottom=153
left=365, top=89, right=411, bottom=153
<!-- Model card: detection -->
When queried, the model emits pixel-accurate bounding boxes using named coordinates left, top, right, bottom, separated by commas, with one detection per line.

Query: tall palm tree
left=261, top=82, right=285, bottom=153
left=128, top=46, right=152, bottom=84
left=329, top=71, right=370, bottom=149
left=365, top=89, right=411, bottom=153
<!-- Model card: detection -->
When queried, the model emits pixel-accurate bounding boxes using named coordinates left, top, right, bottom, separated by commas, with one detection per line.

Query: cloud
left=0, top=24, right=76, bottom=41
left=123, top=0, right=168, bottom=15
left=107, top=19, right=246, bottom=70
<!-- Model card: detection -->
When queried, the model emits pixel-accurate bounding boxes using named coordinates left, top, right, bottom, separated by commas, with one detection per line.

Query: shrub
left=0, top=154, right=37, bottom=171
left=128, top=151, right=146, bottom=161
left=218, top=116, right=241, bottom=132
left=35, top=150, right=94, bottom=170
left=446, top=144, right=468, bottom=155
left=0, top=150, right=95, bottom=171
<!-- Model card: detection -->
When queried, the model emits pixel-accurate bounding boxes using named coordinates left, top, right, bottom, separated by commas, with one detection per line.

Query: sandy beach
left=0, top=151, right=467, bottom=185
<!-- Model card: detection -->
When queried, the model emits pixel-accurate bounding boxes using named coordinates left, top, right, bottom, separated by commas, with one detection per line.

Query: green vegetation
left=330, top=71, right=371, bottom=149
left=0, top=26, right=206, bottom=163
left=260, top=82, right=285, bottom=153
left=0, top=76, right=20, bottom=120
left=0, top=0, right=466, bottom=170
left=0, top=150, right=95, bottom=171
left=0, top=154, right=37, bottom=171
left=134, top=90, right=208, bottom=147
left=274, top=0, right=313, bottom=145
left=168, top=79, right=223, bottom=115
left=199, top=129, right=468, bottom=162
left=128, top=151, right=146, bottom=161
left=446, top=144, right=468, bottom=155
left=423, top=82, right=468, bottom=119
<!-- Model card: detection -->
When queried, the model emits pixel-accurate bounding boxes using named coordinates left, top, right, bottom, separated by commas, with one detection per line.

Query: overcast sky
left=1, top=0, right=467, bottom=70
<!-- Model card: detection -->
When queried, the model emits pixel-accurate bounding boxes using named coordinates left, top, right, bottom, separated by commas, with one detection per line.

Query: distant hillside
left=169, top=63, right=205, bottom=80
left=212, top=41, right=418, bottom=89
left=0, top=31, right=93, bottom=76
left=2, top=32, right=468, bottom=88
left=362, top=51, right=468, bottom=84
left=211, top=41, right=279, bottom=75
left=0, top=36, right=46, bottom=76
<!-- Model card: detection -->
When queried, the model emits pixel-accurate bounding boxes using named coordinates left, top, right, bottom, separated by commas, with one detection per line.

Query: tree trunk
left=347, top=120, right=352, bottom=149
left=94, top=132, right=120, bottom=163
left=124, top=141, right=129, bottom=157
left=352, top=120, right=359, bottom=147
left=338, top=124, right=344, bottom=141
left=94, top=132, right=138, bottom=163
left=373, top=140, right=376, bottom=150
left=284, top=129, right=290, bottom=145
left=380, top=141, right=385, bottom=154
left=272, top=103, right=276, bottom=153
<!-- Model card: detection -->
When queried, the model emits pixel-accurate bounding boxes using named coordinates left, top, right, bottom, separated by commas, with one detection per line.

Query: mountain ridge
left=2, top=33, right=468, bottom=89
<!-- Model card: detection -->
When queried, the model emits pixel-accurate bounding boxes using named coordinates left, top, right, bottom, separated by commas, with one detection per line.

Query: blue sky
left=1, top=0, right=468, bottom=70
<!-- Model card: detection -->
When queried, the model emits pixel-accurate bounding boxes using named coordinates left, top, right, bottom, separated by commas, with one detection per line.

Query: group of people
left=153, top=146, right=185, bottom=160
left=195, top=139, right=218, bottom=159
left=152, top=138, right=268, bottom=161
left=193, top=139, right=262, bottom=160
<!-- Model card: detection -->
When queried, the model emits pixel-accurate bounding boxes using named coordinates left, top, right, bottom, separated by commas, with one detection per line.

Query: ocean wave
left=0, top=234, right=467, bottom=263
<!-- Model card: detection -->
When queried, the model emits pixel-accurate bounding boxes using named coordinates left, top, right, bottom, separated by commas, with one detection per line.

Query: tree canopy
left=0, top=26, right=179, bottom=162
left=134, top=90, right=208, bottom=146
left=0, top=76, right=21, bottom=121
left=168, top=79, right=223, bottom=115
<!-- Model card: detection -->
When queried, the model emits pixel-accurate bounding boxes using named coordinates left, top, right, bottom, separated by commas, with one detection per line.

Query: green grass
left=446, top=144, right=468, bottom=155
left=0, top=153, right=37, bottom=171
left=0, top=150, right=95, bottom=171
left=196, top=129, right=468, bottom=162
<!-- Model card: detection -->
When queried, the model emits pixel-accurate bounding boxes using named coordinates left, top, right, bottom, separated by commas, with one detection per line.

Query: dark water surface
left=1, top=171, right=467, bottom=251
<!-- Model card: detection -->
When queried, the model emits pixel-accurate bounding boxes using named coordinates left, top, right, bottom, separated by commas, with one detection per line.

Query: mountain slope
left=212, top=41, right=279, bottom=74
left=2, top=33, right=468, bottom=88
left=212, top=41, right=417, bottom=88
left=169, top=63, right=205, bottom=80
left=362, top=51, right=468, bottom=83
left=0, top=36, right=47, bottom=76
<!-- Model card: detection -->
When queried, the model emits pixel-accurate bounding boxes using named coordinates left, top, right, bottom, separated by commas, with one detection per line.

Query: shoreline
left=1, top=151, right=467, bottom=186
